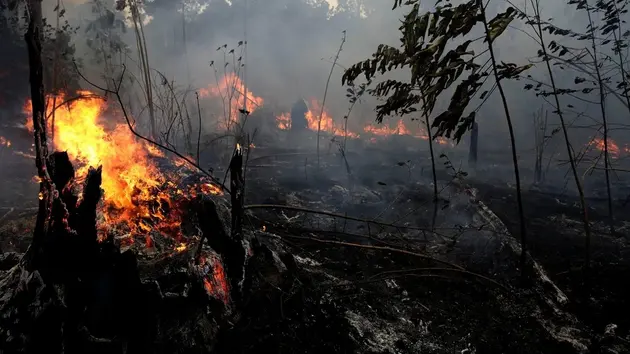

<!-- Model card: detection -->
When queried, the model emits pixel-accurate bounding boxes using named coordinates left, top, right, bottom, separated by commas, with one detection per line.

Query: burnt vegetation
left=0, top=0, right=630, bottom=353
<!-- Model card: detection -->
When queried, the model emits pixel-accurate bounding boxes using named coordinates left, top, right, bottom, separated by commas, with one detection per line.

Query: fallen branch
left=367, top=267, right=508, bottom=291
left=279, top=233, right=464, bottom=270
left=244, top=203, right=432, bottom=232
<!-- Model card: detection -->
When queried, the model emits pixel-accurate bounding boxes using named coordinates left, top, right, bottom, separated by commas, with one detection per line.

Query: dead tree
left=195, top=145, right=247, bottom=305
left=24, top=0, right=51, bottom=271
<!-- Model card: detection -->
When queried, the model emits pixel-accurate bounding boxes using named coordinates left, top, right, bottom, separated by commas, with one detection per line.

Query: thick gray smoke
left=11, top=0, right=630, bottom=196
left=41, top=0, right=626, bottom=139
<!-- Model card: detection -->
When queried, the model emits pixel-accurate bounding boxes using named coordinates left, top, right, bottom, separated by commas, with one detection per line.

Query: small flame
left=364, top=119, right=453, bottom=146
left=200, top=183, right=222, bottom=195
left=0, top=136, right=11, bottom=147
left=274, top=104, right=451, bottom=145
left=276, top=112, right=291, bottom=130
left=175, top=243, right=187, bottom=252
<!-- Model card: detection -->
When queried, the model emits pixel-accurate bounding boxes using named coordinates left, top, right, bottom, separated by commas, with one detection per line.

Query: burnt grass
left=477, top=183, right=630, bottom=335
left=1, top=142, right=630, bottom=353
left=213, top=145, right=630, bottom=353
left=217, top=235, right=572, bottom=354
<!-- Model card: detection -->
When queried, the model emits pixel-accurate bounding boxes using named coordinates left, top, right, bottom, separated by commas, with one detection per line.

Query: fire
left=589, top=137, right=621, bottom=158
left=274, top=101, right=450, bottom=146
left=199, top=73, right=264, bottom=130
left=23, top=90, right=223, bottom=247
left=198, top=254, right=230, bottom=304
left=303, top=99, right=359, bottom=138
left=0, top=136, right=11, bottom=147
left=364, top=119, right=419, bottom=137
left=276, top=112, right=291, bottom=130
left=363, top=119, right=452, bottom=146
left=175, top=243, right=187, bottom=253
left=24, top=92, right=162, bottom=210
left=200, top=183, right=222, bottom=195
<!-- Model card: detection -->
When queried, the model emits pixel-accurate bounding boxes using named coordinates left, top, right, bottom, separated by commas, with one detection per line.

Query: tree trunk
left=24, top=0, right=51, bottom=271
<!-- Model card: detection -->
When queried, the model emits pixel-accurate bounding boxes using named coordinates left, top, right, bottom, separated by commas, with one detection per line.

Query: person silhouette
left=290, top=98, right=309, bottom=132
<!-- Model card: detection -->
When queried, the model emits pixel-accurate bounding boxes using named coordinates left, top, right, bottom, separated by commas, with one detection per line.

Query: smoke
left=8, top=0, right=629, bottom=194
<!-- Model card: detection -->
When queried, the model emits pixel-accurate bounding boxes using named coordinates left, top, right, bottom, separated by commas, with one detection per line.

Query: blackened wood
left=230, top=147, right=244, bottom=239
left=196, top=196, right=246, bottom=304
left=24, top=0, right=51, bottom=272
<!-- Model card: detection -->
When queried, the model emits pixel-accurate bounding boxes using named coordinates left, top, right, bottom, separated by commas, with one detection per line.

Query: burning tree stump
left=196, top=147, right=248, bottom=305
left=0, top=151, right=261, bottom=353
left=0, top=152, right=152, bottom=354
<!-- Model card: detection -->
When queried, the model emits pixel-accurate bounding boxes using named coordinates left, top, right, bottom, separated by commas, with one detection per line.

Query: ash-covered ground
left=1, top=129, right=630, bottom=353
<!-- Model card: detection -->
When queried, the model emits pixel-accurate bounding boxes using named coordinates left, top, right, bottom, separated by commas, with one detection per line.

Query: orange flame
left=199, top=255, right=231, bottom=304
left=276, top=112, right=291, bottom=130
left=275, top=103, right=450, bottom=146
left=589, top=137, right=621, bottom=157
left=363, top=119, right=452, bottom=146
left=199, top=73, right=264, bottom=130
left=23, top=91, right=223, bottom=244
left=24, top=92, right=162, bottom=210
left=303, top=99, right=359, bottom=138
left=364, top=119, right=421, bottom=138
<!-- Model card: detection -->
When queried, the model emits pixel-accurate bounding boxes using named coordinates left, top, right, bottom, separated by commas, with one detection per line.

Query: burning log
left=0, top=152, right=147, bottom=353
left=195, top=146, right=248, bottom=305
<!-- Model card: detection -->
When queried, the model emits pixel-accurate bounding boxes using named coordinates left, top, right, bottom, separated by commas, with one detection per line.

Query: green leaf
left=487, top=7, right=516, bottom=42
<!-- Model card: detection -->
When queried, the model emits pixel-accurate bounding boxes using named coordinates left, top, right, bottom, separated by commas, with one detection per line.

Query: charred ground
left=1, top=139, right=629, bottom=354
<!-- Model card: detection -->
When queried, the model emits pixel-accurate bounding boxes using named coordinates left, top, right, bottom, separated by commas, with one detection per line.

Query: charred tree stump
left=0, top=152, right=151, bottom=354
left=196, top=147, right=248, bottom=305
left=230, top=146, right=244, bottom=237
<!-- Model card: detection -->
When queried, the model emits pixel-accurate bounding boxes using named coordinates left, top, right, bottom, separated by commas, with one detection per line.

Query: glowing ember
left=276, top=112, right=291, bottom=130
left=435, top=136, right=451, bottom=146
left=175, top=243, right=187, bottom=253
left=589, top=137, right=621, bottom=158
left=304, top=99, right=359, bottom=138
left=200, top=183, right=222, bottom=195
left=199, top=73, right=264, bottom=130
left=198, top=255, right=231, bottom=304
left=0, top=136, right=11, bottom=147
